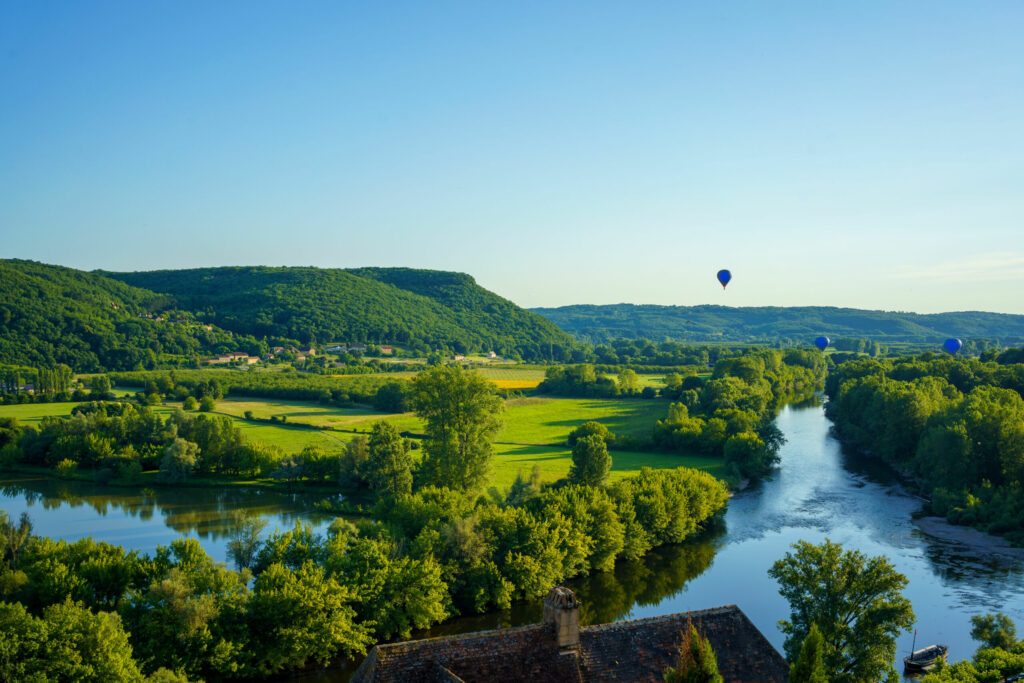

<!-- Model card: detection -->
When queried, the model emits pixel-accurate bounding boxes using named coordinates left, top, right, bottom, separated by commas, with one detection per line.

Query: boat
left=903, top=644, right=948, bottom=673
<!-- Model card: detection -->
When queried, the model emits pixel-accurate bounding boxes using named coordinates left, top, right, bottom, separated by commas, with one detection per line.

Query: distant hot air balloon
left=942, top=338, right=963, bottom=355
left=716, top=269, right=732, bottom=289
left=814, top=336, right=830, bottom=351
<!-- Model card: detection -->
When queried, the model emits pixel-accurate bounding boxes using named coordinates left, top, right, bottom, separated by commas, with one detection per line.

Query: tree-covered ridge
left=0, top=260, right=237, bottom=372
left=533, top=303, right=1024, bottom=346
left=108, top=265, right=574, bottom=359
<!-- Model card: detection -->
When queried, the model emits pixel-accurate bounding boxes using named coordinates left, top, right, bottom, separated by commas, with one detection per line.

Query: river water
left=2, top=402, right=1023, bottom=677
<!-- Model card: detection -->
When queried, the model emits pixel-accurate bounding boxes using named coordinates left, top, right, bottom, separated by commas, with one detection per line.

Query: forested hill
left=107, top=266, right=573, bottom=358
left=0, top=259, right=237, bottom=371
left=532, top=303, right=1024, bottom=345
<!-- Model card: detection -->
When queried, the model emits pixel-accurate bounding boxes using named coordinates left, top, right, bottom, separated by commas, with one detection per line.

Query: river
left=3, top=402, right=1024, bottom=678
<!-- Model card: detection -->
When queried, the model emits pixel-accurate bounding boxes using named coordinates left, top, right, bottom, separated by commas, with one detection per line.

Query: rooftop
left=353, top=588, right=787, bottom=683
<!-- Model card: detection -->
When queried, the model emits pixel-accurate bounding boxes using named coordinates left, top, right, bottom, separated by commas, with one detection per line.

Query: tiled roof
left=352, top=603, right=787, bottom=683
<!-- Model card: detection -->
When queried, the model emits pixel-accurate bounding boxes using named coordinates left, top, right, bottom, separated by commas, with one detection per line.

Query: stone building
left=352, top=587, right=788, bottom=682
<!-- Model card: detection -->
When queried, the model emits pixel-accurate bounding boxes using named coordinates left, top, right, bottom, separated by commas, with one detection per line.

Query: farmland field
left=0, top=393, right=720, bottom=489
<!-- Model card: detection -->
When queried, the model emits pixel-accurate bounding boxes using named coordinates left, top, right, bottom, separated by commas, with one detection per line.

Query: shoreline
left=913, top=516, right=1024, bottom=560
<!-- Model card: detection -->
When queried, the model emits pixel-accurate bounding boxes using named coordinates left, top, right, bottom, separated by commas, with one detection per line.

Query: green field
left=0, top=394, right=722, bottom=489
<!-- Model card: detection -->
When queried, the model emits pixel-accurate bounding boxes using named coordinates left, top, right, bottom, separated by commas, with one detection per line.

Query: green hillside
left=107, top=266, right=573, bottom=359
left=0, top=260, right=236, bottom=371
left=532, top=303, right=1024, bottom=345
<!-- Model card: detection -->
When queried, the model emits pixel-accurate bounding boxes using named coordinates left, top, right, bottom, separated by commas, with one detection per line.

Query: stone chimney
left=543, top=586, right=580, bottom=650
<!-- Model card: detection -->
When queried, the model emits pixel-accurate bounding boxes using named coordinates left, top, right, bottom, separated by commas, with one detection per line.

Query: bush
left=54, top=459, right=78, bottom=479
left=182, top=396, right=198, bottom=411
left=198, top=396, right=216, bottom=412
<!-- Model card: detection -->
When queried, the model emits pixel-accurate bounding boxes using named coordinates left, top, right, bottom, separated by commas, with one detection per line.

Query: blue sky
left=1, top=1, right=1022, bottom=312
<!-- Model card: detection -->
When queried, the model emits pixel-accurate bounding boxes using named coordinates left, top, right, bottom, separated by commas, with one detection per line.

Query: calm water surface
left=3, top=403, right=1023, bottom=679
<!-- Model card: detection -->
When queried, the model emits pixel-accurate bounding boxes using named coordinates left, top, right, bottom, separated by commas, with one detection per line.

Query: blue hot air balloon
left=814, top=336, right=830, bottom=351
left=716, top=269, right=732, bottom=289
left=943, top=338, right=963, bottom=355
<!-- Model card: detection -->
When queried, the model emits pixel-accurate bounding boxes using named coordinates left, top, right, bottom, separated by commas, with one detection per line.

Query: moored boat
left=903, top=644, right=948, bottom=673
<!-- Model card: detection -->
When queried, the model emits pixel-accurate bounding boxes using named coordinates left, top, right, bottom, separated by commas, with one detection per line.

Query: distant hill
left=0, top=259, right=236, bottom=371
left=107, top=266, right=572, bottom=359
left=532, top=303, right=1024, bottom=345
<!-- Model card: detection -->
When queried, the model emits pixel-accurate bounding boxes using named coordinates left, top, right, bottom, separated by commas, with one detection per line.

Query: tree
left=182, top=396, right=198, bottom=411
left=198, top=396, right=216, bottom=412
left=970, top=613, right=1017, bottom=650
left=159, top=438, right=200, bottom=483
left=0, top=599, right=145, bottom=682
left=663, top=621, right=723, bottom=683
left=249, top=561, right=372, bottom=675
left=568, top=434, right=611, bottom=487
left=617, top=368, right=641, bottom=395
left=411, top=365, right=503, bottom=491
left=364, top=421, right=413, bottom=497
left=769, top=539, right=914, bottom=683
left=789, top=623, right=828, bottom=683
left=567, top=421, right=616, bottom=447
left=226, top=514, right=267, bottom=571
left=340, top=435, right=370, bottom=488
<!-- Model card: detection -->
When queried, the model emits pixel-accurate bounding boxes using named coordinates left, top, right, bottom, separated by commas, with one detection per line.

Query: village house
left=379, top=345, right=394, bottom=355
left=352, top=587, right=787, bottom=683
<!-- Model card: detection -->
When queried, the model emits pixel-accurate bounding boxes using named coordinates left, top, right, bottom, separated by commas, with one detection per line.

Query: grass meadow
left=0, top=392, right=723, bottom=489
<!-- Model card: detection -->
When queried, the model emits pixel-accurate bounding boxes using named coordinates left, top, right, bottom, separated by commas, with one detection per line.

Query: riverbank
left=913, top=516, right=1024, bottom=560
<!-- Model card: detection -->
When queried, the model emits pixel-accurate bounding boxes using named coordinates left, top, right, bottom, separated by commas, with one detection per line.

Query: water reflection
left=0, top=476, right=338, bottom=563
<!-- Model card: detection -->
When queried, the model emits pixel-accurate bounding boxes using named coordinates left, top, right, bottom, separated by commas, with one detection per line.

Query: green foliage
left=534, top=302, right=1024, bottom=346
left=789, top=623, right=829, bottom=683
left=567, top=420, right=616, bottom=447
left=655, top=349, right=824, bottom=480
left=971, top=613, right=1018, bottom=650
left=198, top=396, right=216, bottom=412
left=109, top=265, right=575, bottom=359
left=827, top=353, right=1024, bottom=541
left=0, top=259, right=240, bottom=371
left=769, top=539, right=914, bottom=683
left=411, top=365, right=504, bottom=491
left=663, top=621, right=723, bottom=683
left=159, top=438, right=200, bottom=483
left=921, top=612, right=1023, bottom=683
left=0, top=599, right=145, bottom=682
left=364, top=421, right=413, bottom=497
left=569, top=434, right=612, bottom=487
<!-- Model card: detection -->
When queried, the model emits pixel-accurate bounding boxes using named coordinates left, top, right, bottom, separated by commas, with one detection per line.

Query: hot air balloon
left=814, top=336, right=830, bottom=351
left=942, top=338, right=963, bottom=355
left=716, top=269, right=732, bottom=289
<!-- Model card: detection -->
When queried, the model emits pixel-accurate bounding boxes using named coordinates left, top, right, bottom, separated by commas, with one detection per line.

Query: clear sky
left=1, top=1, right=1022, bottom=313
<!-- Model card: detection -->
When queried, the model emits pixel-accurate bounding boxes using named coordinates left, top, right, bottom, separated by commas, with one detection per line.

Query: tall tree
left=568, top=434, right=612, bottom=487
left=663, top=621, right=723, bottom=683
left=769, top=539, right=914, bottom=683
left=789, top=623, right=828, bottom=683
left=410, top=365, right=503, bottom=491
left=364, top=421, right=413, bottom=497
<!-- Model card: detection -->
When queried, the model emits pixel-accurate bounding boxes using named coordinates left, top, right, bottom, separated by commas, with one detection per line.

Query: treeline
left=826, top=351, right=1024, bottom=543
left=109, top=369, right=403, bottom=409
left=0, top=471, right=727, bottom=680
left=0, top=402, right=294, bottom=483
left=654, top=349, right=828, bottom=480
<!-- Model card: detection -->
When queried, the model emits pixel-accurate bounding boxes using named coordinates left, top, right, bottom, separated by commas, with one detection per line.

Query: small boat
left=903, top=644, right=948, bottom=673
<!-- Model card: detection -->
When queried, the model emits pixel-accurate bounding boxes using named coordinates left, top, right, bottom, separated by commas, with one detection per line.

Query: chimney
left=543, top=586, right=580, bottom=650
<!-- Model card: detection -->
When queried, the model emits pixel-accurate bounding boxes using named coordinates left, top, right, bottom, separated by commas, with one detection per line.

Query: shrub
left=54, top=459, right=78, bottom=479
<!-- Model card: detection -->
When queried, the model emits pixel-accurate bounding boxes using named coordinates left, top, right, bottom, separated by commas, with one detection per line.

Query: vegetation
left=921, top=613, right=1024, bottom=682
left=826, top=351, right=1024, bottom=543
left=411, top=365, right=504, bottom=491
left=0, top=259, right=242, bottom=371
left=534, top=302, right=1024, bottom=348
left=107, top=265, right=576, bottom=359
left=769, top=539, right=915, bottom=683
left=654, top=349, right=826, bottom=480
left=789, top=623, right=829, bottom=683
left=662, top=621, right=723, bottom=683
